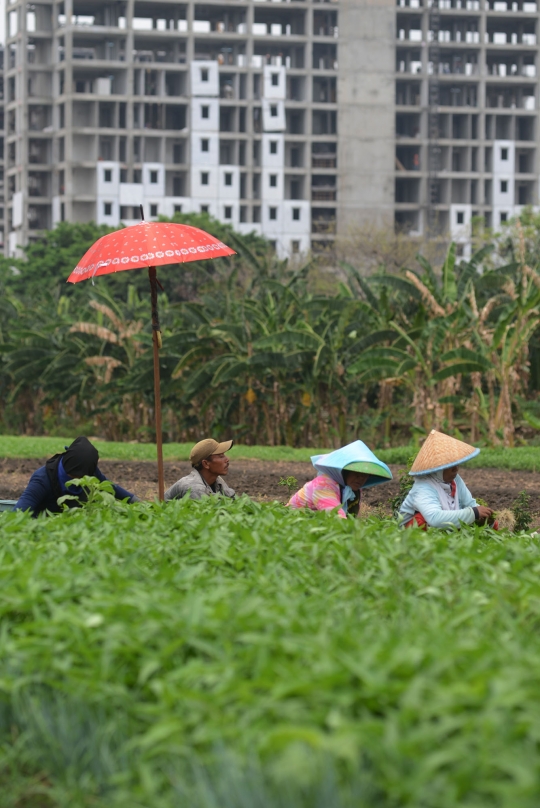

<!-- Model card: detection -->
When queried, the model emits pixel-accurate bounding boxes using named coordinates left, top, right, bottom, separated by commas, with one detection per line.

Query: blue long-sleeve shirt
left=14, top=465, right=136, bottom=517
left=399, top=475, right=477, bottom=528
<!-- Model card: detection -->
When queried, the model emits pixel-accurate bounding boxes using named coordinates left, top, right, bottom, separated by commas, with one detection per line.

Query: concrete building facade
left=395, top=0, right=540, bottom=257
left=4, top=0, right=338, bottom=257
left=3, top=0, right=540, bottom=258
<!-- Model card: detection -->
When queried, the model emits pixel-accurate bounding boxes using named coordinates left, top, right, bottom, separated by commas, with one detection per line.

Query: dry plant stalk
left=404, top=271, right=446, bottom=318
left=70, top=323, right=119, bottom=343
left=496, top=509, right=516, bottom=532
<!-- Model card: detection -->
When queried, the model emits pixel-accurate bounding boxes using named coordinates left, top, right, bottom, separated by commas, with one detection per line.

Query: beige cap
left=190, top=438, right=234, bottom=466
left=409, top=430, right=480, bottom=476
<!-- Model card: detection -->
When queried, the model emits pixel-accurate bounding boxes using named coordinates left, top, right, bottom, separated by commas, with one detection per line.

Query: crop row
left=1, top=496, right=540, bottom=807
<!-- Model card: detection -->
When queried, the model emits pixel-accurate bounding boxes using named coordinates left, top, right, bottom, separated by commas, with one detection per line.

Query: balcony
left=312, top=154, right=336, bottom=168
left=312, top=189, right=336, bottom=201
left=486, top=86, right=536, bottom=108
left=311, top=183, right=336, bottom=201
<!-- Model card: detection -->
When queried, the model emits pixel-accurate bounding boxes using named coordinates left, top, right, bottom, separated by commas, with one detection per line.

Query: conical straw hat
left=409, top=430, right=480, bottom=476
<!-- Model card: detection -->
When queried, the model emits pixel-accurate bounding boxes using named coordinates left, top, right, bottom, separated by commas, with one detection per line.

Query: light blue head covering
left=311, top=440, right=393, bottom=489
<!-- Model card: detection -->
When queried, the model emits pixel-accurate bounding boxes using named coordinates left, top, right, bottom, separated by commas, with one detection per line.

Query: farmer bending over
left=165, top=439, right=235, bottom=501
left=287, top=440, right=392, bottom=518
left=15, top=436, right=138, bottom=517
left=399, top=430, right=494, bottom=529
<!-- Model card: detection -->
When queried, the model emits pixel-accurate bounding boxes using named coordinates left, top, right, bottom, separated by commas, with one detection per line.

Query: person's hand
left=476, top=506, right=493, bottom=525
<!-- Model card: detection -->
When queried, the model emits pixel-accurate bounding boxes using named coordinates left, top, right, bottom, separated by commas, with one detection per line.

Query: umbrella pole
left=149, top=266, right=165, bottom=500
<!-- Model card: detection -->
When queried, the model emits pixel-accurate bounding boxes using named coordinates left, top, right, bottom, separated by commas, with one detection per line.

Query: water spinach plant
left=1, top=497, right=540, bottom=807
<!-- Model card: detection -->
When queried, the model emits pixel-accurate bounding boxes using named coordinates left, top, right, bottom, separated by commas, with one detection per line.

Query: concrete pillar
left=337, top=0, right=395, bottom=235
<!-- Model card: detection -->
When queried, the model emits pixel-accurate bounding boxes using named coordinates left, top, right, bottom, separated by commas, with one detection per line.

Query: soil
left=2, top=457, right=540, bottom=524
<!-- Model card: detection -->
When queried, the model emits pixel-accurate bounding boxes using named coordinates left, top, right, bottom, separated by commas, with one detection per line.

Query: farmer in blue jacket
left=399, top=430, right=494, bottom=529
left=14, top=436, right=137, bottom=517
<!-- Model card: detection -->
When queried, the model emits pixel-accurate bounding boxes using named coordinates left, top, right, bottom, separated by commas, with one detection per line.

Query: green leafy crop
left=1, top=499, right=540, bottom=807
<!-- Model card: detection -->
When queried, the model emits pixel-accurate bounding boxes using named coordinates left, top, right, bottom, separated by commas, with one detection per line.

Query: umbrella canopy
left=67, top=221, right=235, bottom=283
left=311, top=440, right=392, bottom=489
left=68, top=219, right=236, bottom=500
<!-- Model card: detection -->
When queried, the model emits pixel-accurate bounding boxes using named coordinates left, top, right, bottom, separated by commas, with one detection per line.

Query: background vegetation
left=2, top=495, right=540, bottom=808
left=1, top=211, right=539, bottom=448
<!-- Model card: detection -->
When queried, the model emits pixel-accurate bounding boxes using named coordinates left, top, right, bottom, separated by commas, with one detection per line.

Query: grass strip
left=1, top=434, right=540, bottom=470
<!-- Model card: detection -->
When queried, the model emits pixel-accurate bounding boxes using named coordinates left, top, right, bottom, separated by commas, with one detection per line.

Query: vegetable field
left=2, top=496, right=540, bottom=807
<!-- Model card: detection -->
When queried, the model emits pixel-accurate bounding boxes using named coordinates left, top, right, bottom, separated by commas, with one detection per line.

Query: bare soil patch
left=2, top=458, right=540, bottom=524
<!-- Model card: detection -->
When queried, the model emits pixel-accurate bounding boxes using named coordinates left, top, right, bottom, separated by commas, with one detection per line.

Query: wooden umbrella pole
left=149, top=266, right=165, bottom=500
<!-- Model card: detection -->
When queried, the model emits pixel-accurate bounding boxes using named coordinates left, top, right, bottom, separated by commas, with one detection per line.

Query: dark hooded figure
left=14, top=436, right=137, bottom=517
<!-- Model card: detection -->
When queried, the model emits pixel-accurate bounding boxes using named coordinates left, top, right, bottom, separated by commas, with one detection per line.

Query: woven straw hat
left=409, top=430, right=480, bottom=476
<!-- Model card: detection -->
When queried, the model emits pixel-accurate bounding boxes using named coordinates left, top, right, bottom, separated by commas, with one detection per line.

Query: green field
left=2, top=434, right=540, bottom=470
left=1, top=493, right=540, bottom=807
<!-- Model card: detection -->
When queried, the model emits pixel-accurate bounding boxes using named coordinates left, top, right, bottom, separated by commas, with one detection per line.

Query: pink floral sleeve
left=288, top=475, right=346, bottom=518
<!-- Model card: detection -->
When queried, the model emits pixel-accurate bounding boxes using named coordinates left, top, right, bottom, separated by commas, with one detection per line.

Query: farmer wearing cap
left=399, top=430, right=494, bottom=529
left=165, top=438, right=235, bottom=501
left=287, top=440, right=392, bottom=518
left=14, top=436, right=138, bottom=518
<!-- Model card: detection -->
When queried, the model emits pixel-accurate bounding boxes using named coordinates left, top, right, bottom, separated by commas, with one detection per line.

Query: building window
left=201, top=138, right=209, bottom=152
left=201, top=67, right=209, bottom=82
left=269, top=206, right=277, bottom=220
left=201, top=172, right=209, bottom=185
left=291, top=240, right=300, bottom=254
left=269, top=174, right=277, bottom=187
left=150, top=170, right=158, bottom=183
left=269, top=240, right=277, bottom=250
left=500, top=180, right=508, bottom=193
left=224, top=205, right=232, bottom=219
left=224, top=172, right=233, bottom=186
left=103, top=202, right=112, bottom=216
left=150, top=204, right=158, bottom=217
left=174, top=204, right=182, bottom=213
left=456, top=211, right=464, bottom=225
left=292, top=207, right=300, bottom=221
left=501, top=147, right=508, bottom=160
left=500, top=212, right=508, bottom=223
left=104, top=169, right=112, bottom=182
left=271, top=73, right=279, bottom=86
left=201, top=204, right=209, bottom=213
left=270, top=141, right=278, bottom=154
left=270, top=105, right=278, bottom=117
left=133, top=169, right=142, bottom=183
left=201, top=105, right=210, bottom=119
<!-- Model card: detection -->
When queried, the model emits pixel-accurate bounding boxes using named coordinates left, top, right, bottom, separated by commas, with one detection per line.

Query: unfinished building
left=3, top=1, right=540, bottom=257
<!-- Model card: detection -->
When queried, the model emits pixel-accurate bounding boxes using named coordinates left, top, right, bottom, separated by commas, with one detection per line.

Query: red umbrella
left=67, top=218, right=236, bottom=499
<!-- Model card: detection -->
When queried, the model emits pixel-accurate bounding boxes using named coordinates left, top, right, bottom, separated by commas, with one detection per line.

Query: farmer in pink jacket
left=287, top=440, right=392, bottom=518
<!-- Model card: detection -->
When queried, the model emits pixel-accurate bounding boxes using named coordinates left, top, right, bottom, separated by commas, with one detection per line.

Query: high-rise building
left=4, top=0, right=338, bottom=257
left=395, top=0, right=540, bottom=258
left=3, top=0, right=540, bottom=259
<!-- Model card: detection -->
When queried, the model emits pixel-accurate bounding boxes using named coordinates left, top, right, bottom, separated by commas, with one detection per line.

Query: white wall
left=0, top=0, right=6, bottom=43
left=492, top=140, right=515, bottom=208
left=190, top=60, right=219, bottom=97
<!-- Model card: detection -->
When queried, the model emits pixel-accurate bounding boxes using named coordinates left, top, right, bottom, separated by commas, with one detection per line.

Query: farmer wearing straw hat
left=287, top=440, right=392, bottom=518
left=165, top=438, right=235, bottom=501
left=399, top=430, right=494, bottom=529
